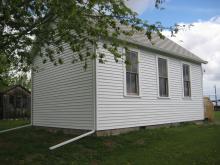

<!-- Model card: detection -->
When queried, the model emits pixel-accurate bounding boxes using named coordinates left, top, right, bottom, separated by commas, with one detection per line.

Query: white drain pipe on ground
left=49, top=130, right=95, bottom=150
left=0, top=124, right=31, bottom=134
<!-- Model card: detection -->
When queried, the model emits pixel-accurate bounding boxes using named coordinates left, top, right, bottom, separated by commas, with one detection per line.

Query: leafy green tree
left=12, top=74, right=31, bottom=91
left=1, top=0, right=179, bottom=71
left=0, top=54, right=31, bottom=91
left=0, top=54, right=15, bottom=91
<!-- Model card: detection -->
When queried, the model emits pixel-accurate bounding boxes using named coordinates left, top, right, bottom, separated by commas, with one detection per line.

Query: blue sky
left=140, top=0, right=220, bottom=26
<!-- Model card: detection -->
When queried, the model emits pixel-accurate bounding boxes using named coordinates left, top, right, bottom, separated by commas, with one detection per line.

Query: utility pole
left=214, top=85, right=218, bottom=107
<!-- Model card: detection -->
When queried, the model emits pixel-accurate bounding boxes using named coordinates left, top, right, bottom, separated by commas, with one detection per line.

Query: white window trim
left=181, top=62, right=192, bottom=99
left=156, top=55, right=170, bottom=99
left=123, top=48, right=141, bottom=98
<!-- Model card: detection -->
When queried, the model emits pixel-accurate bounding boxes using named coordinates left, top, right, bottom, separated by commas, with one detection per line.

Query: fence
left=204, top=97, right=214, bottom=121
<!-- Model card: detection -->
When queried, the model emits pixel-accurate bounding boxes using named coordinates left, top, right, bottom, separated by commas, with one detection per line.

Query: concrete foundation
left=96, top=120, right=204, bottom=136
left=34, top=126, right=89, bottom=135
left=34, top=120, right=204, bottom=136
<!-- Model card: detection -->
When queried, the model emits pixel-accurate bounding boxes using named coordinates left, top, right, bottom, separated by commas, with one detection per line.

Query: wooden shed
left=0, top=85, right=31, bottom=119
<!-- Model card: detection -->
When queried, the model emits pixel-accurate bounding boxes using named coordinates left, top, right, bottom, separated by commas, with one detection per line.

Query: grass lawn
left=0, top=122, right=220, bottom=165
left=214, top=111, right=220, bottom=123
left=0, top=119, right=30, bottom=131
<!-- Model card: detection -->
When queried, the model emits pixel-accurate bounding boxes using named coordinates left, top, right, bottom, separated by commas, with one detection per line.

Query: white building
left=32, top=32, right=207, bottom=134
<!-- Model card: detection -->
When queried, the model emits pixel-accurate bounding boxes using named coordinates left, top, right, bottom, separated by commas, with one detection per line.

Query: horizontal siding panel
left=97, top=114, right=203, bottom=123
left=33, top=111, right=93, bottom=116
left=34, top=96, right=92, bottom=102
left=34, top=75, right=93, bottom=85
left=33, top=87, right=93, bottom=96
left=97, top=117, right=203, bottom=131
left=34, top=102, right=93, bottom=107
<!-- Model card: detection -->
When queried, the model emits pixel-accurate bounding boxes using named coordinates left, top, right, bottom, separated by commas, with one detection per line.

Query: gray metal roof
left=116, top=26, right=207, bottom=64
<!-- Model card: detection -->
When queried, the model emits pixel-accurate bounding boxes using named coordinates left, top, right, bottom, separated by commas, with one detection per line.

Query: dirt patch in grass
left=90, top=159, right=101, bottom=165
left=24, top=153, right=45, bottom=163
left=0, top=139, right=18, bottom=149
left=134, top=138, right=145, bottom=145
left=103, top=140, right=117, bottom=150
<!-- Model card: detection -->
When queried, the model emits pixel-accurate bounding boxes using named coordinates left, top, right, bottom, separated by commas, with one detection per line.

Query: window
left=126, top=50, right=139, bottom=95
left=158, top=58, right=169, bottom=97
left=183, top=64, right=191, bottom=97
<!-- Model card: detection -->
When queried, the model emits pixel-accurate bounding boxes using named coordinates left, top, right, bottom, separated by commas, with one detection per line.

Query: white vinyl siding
left=32, top=44, right=95, bottom=130
left=96, top=42, right=204, bottom=131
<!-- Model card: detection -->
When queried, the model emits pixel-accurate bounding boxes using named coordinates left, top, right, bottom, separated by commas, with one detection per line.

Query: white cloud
left=125, top=0, right=155, bottom=14
left=164, top=16, right=220, bottom=96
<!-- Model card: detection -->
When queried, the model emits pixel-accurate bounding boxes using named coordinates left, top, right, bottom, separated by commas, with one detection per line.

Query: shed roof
left=0, top=85, right=31, bottom=95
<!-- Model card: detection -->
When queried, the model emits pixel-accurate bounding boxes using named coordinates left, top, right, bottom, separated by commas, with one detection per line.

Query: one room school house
left=32, top=32, right=207, bottom=135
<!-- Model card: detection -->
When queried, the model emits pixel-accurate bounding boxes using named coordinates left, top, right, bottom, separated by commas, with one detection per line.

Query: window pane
left=159, top=77, right=168, bottom=97
left=126, top=72, right=139, bottom=95
left=126, top=72, right=131, bottom=93
left=158, top=58, right=167, bottom=78
left=126, top=50, right=138, bottom=73
left=184, top=81, right=191, bottom=97
left=130, top=73, right=136, bottom=93
left=131, top=51, right=138, bottom=73
left=183, top=64, right=190, bottom=81
left=126, top=53, right=131, bottom=72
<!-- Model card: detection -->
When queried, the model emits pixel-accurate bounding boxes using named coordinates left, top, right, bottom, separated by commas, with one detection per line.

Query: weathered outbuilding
left=0, top=85, right=31, bottom=119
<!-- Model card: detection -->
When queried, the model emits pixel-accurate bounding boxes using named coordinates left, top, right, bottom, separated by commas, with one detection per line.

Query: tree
left=0, top=54, right=31, bottom=91
left=1, top=0, right=178, bottom=71
left=12, top=74, right=31, bottom=91
left=0, top=54, right=15, bottom=91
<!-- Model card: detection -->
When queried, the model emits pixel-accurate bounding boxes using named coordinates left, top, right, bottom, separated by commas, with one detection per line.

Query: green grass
left=214, top=111, right=220, bottom=123
left=0, top=119, right=30, bottom=131
left=0, top=123, right=220, bottom=165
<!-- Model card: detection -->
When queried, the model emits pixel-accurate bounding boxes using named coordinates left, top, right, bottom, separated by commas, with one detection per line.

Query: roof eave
left=148, top=45, right=208, bottom=64
left=108, top=38, right=207, bottom=65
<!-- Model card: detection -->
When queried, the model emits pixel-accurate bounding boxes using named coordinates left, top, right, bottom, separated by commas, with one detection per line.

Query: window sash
left=183, top=64, right=190, bottom=81
left=158, top=58, right=168, bottom=78
left=126, top=50, right=138, bottom=73
left=158, top=58, right=169, bottom=97
left=184, top=81, right=191, bottom=97
left=159, top=77, right=169, bottom=97
left=126, top=72, right=139, bottom=94
left=183, top=64, right=191, bottom=97
left=126, top=50, right=139, bottom=95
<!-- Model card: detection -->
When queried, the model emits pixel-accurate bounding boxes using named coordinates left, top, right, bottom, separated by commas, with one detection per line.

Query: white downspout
left=49, top=130, right=95, bottom=150
left=0, top=124, right=31, bottom=134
